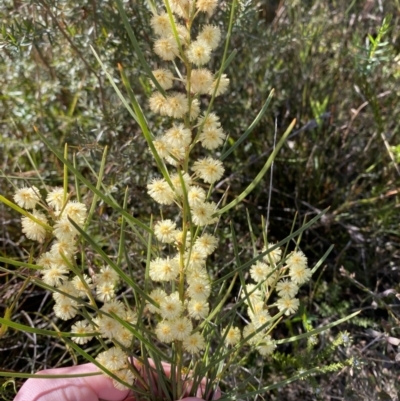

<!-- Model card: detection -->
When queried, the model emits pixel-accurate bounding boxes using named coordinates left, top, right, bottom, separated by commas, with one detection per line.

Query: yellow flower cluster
left=144, top=0, right=231, bottom=357
left=147, top=1, right=229, bottom=222
left=96, top=347, right=134, bottom=390
left=238, top=243, right=313, bottom=356
left=148, top=228, right=217, bottom=353
left=14, top=185, right=139, bottom=379
left=14, top=187, right=88, bottom=319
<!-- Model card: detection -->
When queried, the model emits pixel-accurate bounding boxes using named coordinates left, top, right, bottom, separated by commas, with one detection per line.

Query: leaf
left=115, top=0, right=167, bottom=96
left=0, top=316, right=72, bottom=337
left=214, top=207, right=328, bottom=285
left=90, top=46, right=139, bottom=124
left=216, top=119, right=296, bottom=216
left=0, top=256, right=40, bottom=271
left=35, top=128, right=152, bottom=235
left=0, top=371, right=100, bottom=379
left=275, top=310, right=361, bottom=345
left=118, top=64, right=173, bottom=187
left=110, top=311, right=170, bottom=362
left=84, top=145, right=108, bottom=228
left=311, top=244, right=334, bottom=274
left=68, top=218, right=154, bottom=306
left=220, top=366, right=321, bottom=398
left=220, top=89, right=274, bottom=161
left=0, top=195, right=52, bottom=231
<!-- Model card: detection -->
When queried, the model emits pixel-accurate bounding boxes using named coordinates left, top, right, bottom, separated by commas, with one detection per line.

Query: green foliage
left=354, top=15, right=392, bottom=77
left=390, top=144, right=400, bottom=163
left=272, top=351, right=298, bottom=370
left=0, top=378, right=15, bottom=401
left=269, top=326, right=354, bottom=399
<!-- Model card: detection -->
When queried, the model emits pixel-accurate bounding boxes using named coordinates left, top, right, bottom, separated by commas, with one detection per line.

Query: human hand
left=14, top=361, right=218, bottom=401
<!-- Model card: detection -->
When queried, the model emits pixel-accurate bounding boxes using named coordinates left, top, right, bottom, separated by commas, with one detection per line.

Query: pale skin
left=14, top=361, right=219, bottom=401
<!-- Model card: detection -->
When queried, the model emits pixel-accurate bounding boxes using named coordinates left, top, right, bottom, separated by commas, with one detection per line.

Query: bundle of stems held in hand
left=0, top=1, right=359, bottom=400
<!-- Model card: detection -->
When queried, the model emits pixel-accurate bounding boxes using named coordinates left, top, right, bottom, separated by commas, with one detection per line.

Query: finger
left=195, top=383, right=221, bottom=400
left=14, top=363, right=130, bottom=401
left=78, top=363, right=131, bottom=401
left=14, top=379, right=100, bottom=401
left=181, top=398, right=206, bottom=401
left=123, top=396, right=205, bottom=401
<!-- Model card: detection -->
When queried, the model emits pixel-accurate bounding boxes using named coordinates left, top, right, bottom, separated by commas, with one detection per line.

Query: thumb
left=14, top=363, right=130, bottom=401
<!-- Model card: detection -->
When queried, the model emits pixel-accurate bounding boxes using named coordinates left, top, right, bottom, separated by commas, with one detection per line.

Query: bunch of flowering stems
left=0, top=0, right=360, bottom=399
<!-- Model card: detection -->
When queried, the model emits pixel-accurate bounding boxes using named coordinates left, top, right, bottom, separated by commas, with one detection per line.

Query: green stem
left=0, top=195, right=53, bottom=231
left=63, top=144, right=68, bottom=205
left=176, top=341, right=183, bottom=398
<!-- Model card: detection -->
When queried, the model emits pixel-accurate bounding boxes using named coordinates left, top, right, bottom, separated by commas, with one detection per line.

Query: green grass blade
left=0, top=316, right=72, bottom=337
left=92, top=32, right=172, bottom=190
left=213, top=207, right=328, bottom=285
left=35, top=128, right=152, bottom=235
left=115, top=0, right=167, bottom=96
left=216, top=119, right=295, bottom=216
left=220, top=49, right=237, bottom=73
left=220, top=366, right=321, bottom=399
left=201, top=272, right=237, bottom=328
left=311, top=244, right=334, bottom=274
left=118, top=65, right=173, bottom=187
left=221, top=89, right=275, bottom=161
left=0, top=195, right=52, bottom=231
left=144, top=215, right=153, bottom=296
left=110, top=312, right=170, bottom=362
left=84, top=145, right=108, bottom=229
left=0, top=256, right=40, bottom=270
left=0, top=371, right=100, bottom=379
left=117, top=187, right=129, bottom=267
left=79, top=153, right=150, bottom=248
left=68, top=218, right=154, bottom=306
left=275, top=310, right=361, bottom=345
left=90, top=46, right=139, bottom=124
